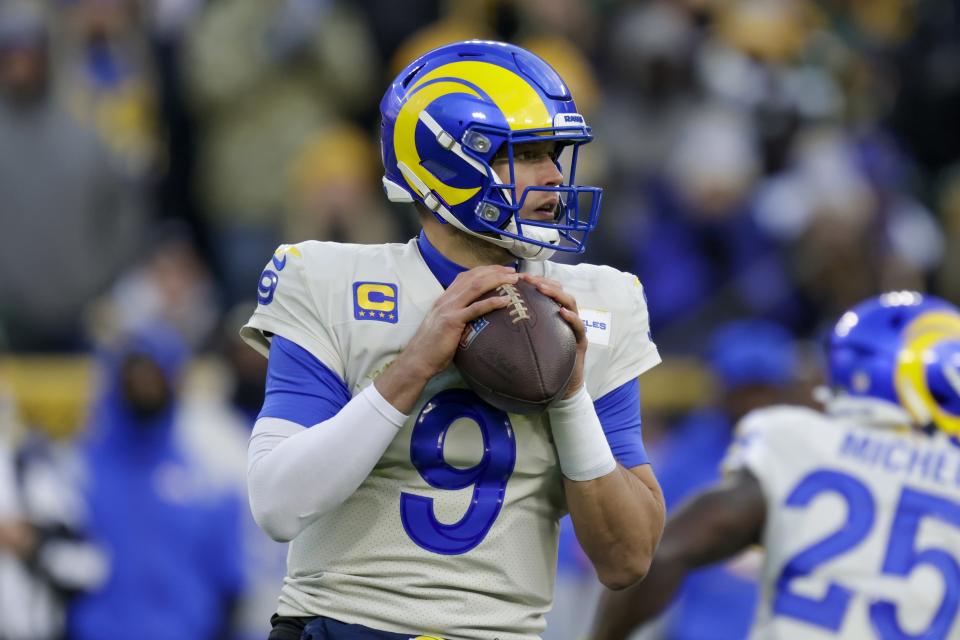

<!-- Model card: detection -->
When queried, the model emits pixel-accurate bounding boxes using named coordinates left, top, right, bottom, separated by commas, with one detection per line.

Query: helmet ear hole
left=889, top=313, right=908, bottom=330
left=420, top=159, right=457, bottom=182
left=849, top=344, right=874, bottom=358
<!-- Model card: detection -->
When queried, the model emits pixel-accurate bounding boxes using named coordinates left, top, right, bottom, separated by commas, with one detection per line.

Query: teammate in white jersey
left=240, top=41, right=666, bottom=640
left=592, top=291, right=960, bottom=640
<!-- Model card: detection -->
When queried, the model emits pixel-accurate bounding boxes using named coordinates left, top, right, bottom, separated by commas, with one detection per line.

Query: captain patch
left=354, top=282, right=399, bottom=323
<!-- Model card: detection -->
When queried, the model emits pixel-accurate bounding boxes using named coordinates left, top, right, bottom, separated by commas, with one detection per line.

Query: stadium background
left=0, top=0, right=957, bottom=638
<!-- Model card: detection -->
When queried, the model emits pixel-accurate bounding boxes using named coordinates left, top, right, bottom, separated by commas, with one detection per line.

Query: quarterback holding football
left=241, top=40, right=664, bottom=640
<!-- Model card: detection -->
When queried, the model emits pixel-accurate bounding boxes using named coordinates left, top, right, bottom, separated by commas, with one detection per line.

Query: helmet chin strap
left=434, top=200, right=558, bottom=261
left=816, top=386, right=916, bottom=430
left=397, top=159, right=558, bottom=261
left=502, top=219, right=558, bottom=261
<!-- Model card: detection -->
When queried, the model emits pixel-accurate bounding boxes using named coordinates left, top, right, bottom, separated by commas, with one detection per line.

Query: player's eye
left=515, top=149, right=550, bottom=162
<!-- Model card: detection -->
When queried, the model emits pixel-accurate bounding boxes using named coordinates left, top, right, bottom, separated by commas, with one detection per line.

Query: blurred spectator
left=698, top=0, right=842, bottom=173
left=0, top=381, right=105, bottom=640
left=643, top=320, right=803, bottom=639
left=178, top=305, right=285, bottom=640
left=388, top=0, right=497, bottom=77
left=836, top=0, right=919, bottom=46
left=754, top=127, right=944, bottom=330
left=712, top=0, right=812, bottom=66
left=888, top=0, right=960, bottom=178
left=56, top=0, right=161, bottom=179
left=68, top=325, right=245, bottom=640
left=937, top=166, right=960, bottom=303
left=87, top=222, right=220, bottom=351
left=514, top=0, right=597, bottom=47
left=610, top=106, right=804, bottom=350
left=146, top=0, right=211, bottom=261
left=594, top=1, right=700, bottom=185
left=184, top=0, right=377, bottom=303
left=351, top=0, right=443, bottom=74
left=285, top=124, right=411, bottom=244
left=0, top=1, right=147, bottom=352
left=148, top=0, right=206, bottom=41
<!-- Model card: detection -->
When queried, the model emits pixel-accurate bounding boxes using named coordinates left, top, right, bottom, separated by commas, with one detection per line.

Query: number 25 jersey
left=240, top=238, right=660, bottom=640
left=724, top=406, right=960, bottom=639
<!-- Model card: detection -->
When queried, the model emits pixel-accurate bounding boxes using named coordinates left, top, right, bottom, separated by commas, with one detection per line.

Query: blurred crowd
left=0, top=0, right=957, bottom=638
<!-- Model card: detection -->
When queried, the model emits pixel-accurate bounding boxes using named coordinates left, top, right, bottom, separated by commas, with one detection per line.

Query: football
left=454, top=279, right=578, bottom=414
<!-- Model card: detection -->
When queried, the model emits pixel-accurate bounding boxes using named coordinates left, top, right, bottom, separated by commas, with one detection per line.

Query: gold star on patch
left=379, top=311, right=385, bottom=318
left=388, top=314, right=395, bottom=320
left=359, top=310, right=366, bottom=317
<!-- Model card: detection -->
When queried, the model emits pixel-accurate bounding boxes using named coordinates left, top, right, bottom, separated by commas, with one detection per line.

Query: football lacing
left=498, top=284, right=530, bottom=324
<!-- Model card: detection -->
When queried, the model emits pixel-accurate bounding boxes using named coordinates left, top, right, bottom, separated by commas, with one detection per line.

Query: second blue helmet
left=829, top=291, right=960, bottom=435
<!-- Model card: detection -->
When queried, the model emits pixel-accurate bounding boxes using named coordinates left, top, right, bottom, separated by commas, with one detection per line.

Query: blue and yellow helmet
left=379, top=40, right=601, bottom=260
left=829, top=291, right=960, bottom=435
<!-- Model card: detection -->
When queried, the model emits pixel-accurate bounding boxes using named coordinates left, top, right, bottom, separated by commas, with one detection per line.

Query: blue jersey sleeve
left=257, top=336, right=352, bottom=427
left=595, top=378, right=649, bottom=467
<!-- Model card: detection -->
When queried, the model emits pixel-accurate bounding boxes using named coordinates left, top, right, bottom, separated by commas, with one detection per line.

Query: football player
left=240, top=41, right=665, bottom=640
left=592, top=291, right=960, bottom=640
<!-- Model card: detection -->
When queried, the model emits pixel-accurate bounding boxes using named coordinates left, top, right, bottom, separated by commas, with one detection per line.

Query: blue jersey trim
left=258, top=336, right=352, bottom=427
left=417, top=230, right=518, bottom=289
left=595, top=378, right=649, bottom=467
left=417, top=231, right=467, bottom=289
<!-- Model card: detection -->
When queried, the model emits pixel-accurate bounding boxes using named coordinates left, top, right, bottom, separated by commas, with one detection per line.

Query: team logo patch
left=579, top=308, right=612, bottom=346
left=271, top=245, right=301, bottom=271
left=257, top=246, right=302, bottom=306
left=353, top=282, right=399, bottom=323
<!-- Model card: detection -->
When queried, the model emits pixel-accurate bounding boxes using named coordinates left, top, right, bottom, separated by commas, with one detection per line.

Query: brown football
left=453, top=279, right=577, bottom=414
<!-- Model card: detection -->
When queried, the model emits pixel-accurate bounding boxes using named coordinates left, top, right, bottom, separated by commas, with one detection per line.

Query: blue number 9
left=400, top=388, right=516, bottom=555
left=258, top=269, right=279, bottom=305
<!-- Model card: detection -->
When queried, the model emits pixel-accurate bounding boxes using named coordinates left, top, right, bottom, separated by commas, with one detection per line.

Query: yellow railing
left=0, top=356, right=96, bottom=439
left=0, top=355, right=715, bottom=439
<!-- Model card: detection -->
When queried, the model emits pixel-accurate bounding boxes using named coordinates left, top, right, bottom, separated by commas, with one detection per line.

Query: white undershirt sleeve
left=247, top=383, right=407, bottom=542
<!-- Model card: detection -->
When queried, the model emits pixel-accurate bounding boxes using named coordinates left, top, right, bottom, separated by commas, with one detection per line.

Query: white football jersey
left=240, top=238, right=660, bottom=640
left=724, top=406, right=960, bottom=640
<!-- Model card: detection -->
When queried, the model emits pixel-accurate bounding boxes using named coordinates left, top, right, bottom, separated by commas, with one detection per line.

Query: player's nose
left=537, top=156, right=563, bottom=187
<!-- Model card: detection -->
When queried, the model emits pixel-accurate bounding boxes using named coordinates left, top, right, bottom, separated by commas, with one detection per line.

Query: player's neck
left=420, top=216, right=514, bottom=268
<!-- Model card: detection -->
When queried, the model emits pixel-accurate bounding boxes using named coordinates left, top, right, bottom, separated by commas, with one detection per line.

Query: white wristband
left=547, top=386, right=617, bottom=481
